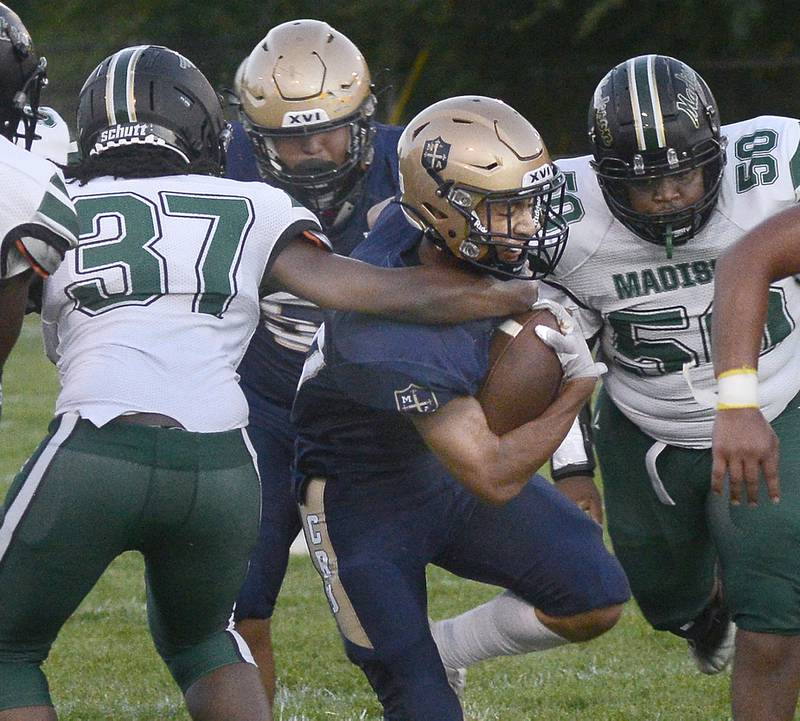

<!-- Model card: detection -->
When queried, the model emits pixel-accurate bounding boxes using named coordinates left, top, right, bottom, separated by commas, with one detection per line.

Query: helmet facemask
left=241, top=95, right=376, bottom=223
left=409, top=167, right=569, bottom=280
left=593, top=136, right=726, bottom=256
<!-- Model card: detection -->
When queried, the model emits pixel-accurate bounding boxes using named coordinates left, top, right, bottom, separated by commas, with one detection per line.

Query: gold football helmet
left=238, top=19, right=376, bottom=214
left=398, top=96, right=568, bottom=279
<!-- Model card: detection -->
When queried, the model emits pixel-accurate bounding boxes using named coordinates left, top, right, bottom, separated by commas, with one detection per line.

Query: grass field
left=0, top=317, right=736, bottom=720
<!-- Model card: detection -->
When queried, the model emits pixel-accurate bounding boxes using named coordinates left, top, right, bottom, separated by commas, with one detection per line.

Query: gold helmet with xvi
left=238, top=19, right=376, bottom=216
left=398, top=96, right=568, bottom=279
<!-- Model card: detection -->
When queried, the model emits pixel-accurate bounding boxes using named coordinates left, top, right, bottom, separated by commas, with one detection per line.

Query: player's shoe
left=686, top=600, right=736, bottom=674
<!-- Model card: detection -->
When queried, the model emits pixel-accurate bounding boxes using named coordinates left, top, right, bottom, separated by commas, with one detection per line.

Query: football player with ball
left=291, top=95, right=630, bottom=719
left=0, top=45, right=541, bottom=721
left=543, top=54, right=800, bottom=721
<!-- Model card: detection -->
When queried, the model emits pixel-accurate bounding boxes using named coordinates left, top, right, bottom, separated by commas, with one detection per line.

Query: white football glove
left=531, top=299, right=607, bottom=380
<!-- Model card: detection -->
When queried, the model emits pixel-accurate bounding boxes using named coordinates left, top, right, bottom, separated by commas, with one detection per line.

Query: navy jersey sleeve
left=326, top=311, right=491, bottom=416
left=224, top=121, right=261, bottom=182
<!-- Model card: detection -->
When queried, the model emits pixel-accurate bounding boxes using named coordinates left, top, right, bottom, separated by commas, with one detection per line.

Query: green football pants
left=597, top=388, right=800, bottom=634
left=0, top=413, right=261, bottom=710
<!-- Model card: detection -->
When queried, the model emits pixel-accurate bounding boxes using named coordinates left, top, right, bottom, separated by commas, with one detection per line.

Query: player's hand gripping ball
left=478, top=308, right=563, bottom=435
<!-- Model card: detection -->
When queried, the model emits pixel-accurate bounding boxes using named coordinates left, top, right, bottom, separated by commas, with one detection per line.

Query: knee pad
left=162, top=628, right=255, bottom=693
left=0, top=661, right=51, bottom=711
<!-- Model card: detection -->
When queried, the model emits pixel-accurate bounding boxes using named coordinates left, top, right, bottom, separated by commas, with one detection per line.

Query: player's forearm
left=271, top=242, right=537, bottom=323
left=713, top=205, right=800, bottom=374
left=467, top=380, right=595, bottom=505
left=331, top=262, right=537, bottom=324
left=0, top=271, right=32, bottom=369
left=712, top=251, right=771, bottom=373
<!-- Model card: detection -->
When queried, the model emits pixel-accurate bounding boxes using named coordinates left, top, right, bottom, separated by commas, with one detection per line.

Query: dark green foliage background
left=13, top=0, right=800, bottom=156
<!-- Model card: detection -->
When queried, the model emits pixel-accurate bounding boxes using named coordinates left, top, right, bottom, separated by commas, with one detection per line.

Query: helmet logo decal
left=422, top=136, right=450, bottom=172
left=628, top=55, right=666, bottom=151
left=0, top=17, right=32, bottom=56
left=594, top=91, right=613, bottom=148
left=282, top=109, right=331, bottom=127
left=675, top=69, right=702, bottom=129
left=98, top=123, right=150, bottom=143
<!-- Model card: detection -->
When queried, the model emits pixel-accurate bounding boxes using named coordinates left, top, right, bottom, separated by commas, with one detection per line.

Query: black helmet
left=77, top=45, right=230, bottom=170
left=0, top=3, right=47, bottom=150
left=588, top=55, right=726, bottom=249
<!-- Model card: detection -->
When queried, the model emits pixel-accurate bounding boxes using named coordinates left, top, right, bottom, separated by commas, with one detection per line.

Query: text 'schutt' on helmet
left=77, top=45, right=230, bottom=170
left=398, top=96, right=568, bottom=280
left=589, top=54, right=726, bottom=249
left=238, top=19, right=376, bottom=215
left=0, top=3, right=47, bottom=150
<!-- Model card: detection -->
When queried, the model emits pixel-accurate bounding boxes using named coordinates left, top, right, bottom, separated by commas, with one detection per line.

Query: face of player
left=272, top=125, right=350, bottom=174
left=625, top=167, right=705, bottom=216
left=475, top=197, right=539, bottom=263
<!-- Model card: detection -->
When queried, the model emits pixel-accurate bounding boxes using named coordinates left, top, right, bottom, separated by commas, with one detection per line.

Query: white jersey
left=546, top=116, right=800, bottom=448
left=0, top=135, right=77, bottom=279
left=42, top=173, right=322, bottom=432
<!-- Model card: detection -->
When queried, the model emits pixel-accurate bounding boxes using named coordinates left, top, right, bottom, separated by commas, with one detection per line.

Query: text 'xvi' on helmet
left=398, top=95, right=569, bottom=280
left=589, top=54, right=727, bottom=248
left=237, top=19, right=376, bottom=216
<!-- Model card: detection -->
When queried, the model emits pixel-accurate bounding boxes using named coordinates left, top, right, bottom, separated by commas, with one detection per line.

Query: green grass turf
left=0, top=317, right=735, bottom=720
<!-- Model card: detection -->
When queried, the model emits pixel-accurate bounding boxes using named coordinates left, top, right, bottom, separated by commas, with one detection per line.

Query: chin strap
left=665, top=224, right=674, bottom=259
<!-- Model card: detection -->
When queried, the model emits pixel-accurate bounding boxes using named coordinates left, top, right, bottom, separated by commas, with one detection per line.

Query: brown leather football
left=477, top=309, right=563, bottom=435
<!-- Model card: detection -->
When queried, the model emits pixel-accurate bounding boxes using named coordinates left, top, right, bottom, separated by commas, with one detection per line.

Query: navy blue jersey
left=292, top=204, right=495, bottom=496
left=228, top=121, right=404, bottom=408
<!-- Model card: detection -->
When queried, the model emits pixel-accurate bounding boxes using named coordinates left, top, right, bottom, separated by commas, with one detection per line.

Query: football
left=478, top=309, right=563, bottom=435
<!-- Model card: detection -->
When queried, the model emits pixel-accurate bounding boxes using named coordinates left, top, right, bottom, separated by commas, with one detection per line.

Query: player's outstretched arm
left=412, top=378, right=597, bottom=506
left=0, top=270, right=32, bottom=369
left=0, top=270, right=33, bottom=420
left=710, top=205, right=800, bottom=506
left=268, top=236, right=539, bottom=323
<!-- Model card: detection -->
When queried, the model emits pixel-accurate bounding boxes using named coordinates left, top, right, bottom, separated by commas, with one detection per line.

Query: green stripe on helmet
left=627, top=55, right=667, bottom=153
left=108, top=46, right=145, bottom=126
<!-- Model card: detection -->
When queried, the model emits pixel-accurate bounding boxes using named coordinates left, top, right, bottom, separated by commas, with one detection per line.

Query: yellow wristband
left=716, top=368, right=758, bottom=410
left=717, top=366, right=757, bottom=380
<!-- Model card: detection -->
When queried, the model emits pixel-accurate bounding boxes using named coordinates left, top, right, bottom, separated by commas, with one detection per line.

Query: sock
left=430, top=591, right=568, bottom=669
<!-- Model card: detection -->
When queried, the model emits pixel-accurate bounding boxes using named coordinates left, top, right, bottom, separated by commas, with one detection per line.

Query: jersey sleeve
left=1, top=167, right=78, bottom=279
left=327, top=312, right=487, bottom=415
left=254, top=188, right=329, bottom=278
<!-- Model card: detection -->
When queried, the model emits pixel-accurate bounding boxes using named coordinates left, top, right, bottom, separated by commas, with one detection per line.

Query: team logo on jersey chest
left=394, top=384, right=439, bottom=414
left=422, top=137, right=450, bottom=172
